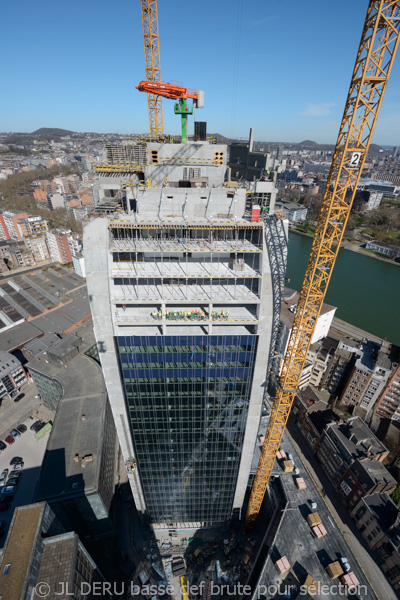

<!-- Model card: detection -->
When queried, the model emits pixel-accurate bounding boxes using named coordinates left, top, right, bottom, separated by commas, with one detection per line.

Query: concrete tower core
left=84, top=140, right=287, bottom=530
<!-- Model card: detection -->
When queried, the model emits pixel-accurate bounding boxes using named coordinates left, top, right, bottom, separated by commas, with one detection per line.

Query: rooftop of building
left=0, top=503, right=43, bottom=599
left=0, top=265, right=85, bottom=333
left=362, top=492, right=399, bottom=530
left=275, top=199, right=308, bottom=211
left=24, top=332, right=61, bottom=357
left=352, top=458, right=396, bottom=489
left=339, top=336, right=360, bottom=349
left=327, top=416, right=388, bottom=460
left=0, top=349, right=22, bottom=373
left=280, top=290, right=336, bottom=330
left=0, top=320, right=43, bottom=352
left=308, top=407, right=340, bottom=435
left=33, top=323, right=108, bottom=501
left=376, top=350, right=393, bottom=371
left=354, top=341, right=394, bottom=373
left=296, top=385, right=326, bottom=408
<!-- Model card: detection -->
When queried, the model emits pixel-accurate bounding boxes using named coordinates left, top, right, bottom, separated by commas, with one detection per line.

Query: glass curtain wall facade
left=117, top=334, right=257, bottom=525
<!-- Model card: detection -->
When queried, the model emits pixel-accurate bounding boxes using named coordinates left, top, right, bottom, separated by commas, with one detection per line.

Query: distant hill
left=299, top=140, right=319, bottom=147
left=31, top=128, right=75, bottom=137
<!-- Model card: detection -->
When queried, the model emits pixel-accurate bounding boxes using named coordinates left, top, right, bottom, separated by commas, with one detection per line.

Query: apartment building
left=0, top=212, right=10, bottom=239
left=322, top=337, right=360, bottom=396
left=2, top=210, right=29, bottom=240
left=25, top=235, right=50, bottom=262
left=0, top=350, right=27, bottom=398
left=374, top=364, right=400, bottom=421
left=46, top=229, right=73, bottom=264
left=340, top=458, right=396, bottom=509
left=16, top=215, right=49, bottom=238
left=292, top=386, right=338, bottom=451
left=351, top=493, right=400, bottom=595
left=340, top=343, right=394, bottom=411
left=317, top=416, right=390, bottom=495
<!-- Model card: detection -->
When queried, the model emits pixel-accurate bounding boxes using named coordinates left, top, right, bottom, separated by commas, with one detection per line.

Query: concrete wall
left=145, top=142, right=227, bottom=187
left=136, top=187, right=246, bottom=220
left=83, top=218, right=146, bottom=514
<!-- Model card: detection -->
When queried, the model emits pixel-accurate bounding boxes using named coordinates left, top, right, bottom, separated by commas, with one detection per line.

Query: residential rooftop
left=362, top=492, right=399, bottom=530
left=353, top=458, right=397, bottom=489
left=327, top=417, right=388, bottom=461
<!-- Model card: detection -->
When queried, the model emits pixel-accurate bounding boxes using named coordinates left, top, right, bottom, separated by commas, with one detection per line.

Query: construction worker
left=152, top=310, right=157, bottom=320
left=225, top=310, right=229, bottom=320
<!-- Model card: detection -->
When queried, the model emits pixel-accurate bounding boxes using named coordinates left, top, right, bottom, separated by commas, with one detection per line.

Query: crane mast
left=246, top=0, right=400, bottom=529
left=140, top=0, right=164, bottom=136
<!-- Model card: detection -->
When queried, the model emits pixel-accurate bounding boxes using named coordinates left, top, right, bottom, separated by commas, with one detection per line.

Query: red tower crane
left=136, top=81, right=204, bottom=143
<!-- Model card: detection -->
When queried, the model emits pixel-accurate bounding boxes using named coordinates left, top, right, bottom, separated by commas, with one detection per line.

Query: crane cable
left=230, top=0, right=244, bottom=139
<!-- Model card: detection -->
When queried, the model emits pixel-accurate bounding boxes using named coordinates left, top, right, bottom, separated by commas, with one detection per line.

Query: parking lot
left=0, top=417, right=51, bottom=547
left=0, top=381, right=45, bottom=441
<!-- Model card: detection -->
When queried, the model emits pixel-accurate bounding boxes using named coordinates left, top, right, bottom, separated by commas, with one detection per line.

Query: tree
left=391, top=484, right=400, bottom=508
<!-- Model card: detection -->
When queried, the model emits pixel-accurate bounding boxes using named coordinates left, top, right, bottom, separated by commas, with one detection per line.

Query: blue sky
left=2, top=0, right=400, bottom=144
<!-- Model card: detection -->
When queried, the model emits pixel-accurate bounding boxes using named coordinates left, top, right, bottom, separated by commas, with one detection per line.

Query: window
left=2, top=564, right=11, bottom=576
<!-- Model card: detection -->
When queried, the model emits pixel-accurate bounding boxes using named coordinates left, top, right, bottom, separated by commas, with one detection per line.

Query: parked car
left=8, top=471, right=21, bottom=480
left=7, top=477, right=19, bottom=487
left=16, top=424, right=27, bottom=434
left=10, top=457, right=23, bottom=466
left=32, top=421, right=45, bottom=433
left=0, top=441, right=6, bottom=451
left=0, top=503, right=10, bottom=512
left=5, top=436, right=15, bottom=445
left=2, top=485, right=16, bottom=495
left=13, top=393, right=25, bottom=403
left=30, top=421, right=42, bottom=431
left=0, top=494, right=13, bottom=503
left=0, top=471, right=7, bottom=486
left=12, top=462, right=23, bottom=470
left=10, top=429, right=21, bottom=440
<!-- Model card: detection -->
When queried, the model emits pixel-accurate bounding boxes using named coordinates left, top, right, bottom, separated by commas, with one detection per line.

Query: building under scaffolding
left=84, top=139, right=288, bottom=530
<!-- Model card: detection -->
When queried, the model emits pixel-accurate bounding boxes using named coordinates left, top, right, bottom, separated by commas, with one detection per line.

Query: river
left=286, top=232, right=400, bottom=345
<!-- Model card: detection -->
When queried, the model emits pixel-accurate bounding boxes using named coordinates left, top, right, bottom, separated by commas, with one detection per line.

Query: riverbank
left=287, top=232, right=400, bottom=345
left=290, top=226, right=400, bottom=267
left=330, top=317, right=386, bottom=345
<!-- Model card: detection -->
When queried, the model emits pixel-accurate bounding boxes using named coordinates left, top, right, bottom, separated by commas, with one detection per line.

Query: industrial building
left=85, top=137, right=288, bottom=529
left=30, top=324, right=118, bottom=537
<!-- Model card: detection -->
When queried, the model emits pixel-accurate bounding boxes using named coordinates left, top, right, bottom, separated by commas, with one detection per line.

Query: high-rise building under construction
left=84, top=139, right=287, bottom=529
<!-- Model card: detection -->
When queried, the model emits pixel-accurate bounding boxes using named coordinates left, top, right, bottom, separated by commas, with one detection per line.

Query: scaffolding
left=109, top=222, right=263, bottom=303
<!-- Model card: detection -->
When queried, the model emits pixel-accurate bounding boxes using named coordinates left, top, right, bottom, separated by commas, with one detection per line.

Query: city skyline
left=2, top=0, right=400, bottom=144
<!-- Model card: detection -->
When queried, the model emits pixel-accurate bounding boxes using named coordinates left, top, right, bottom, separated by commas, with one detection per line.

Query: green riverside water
left=286, top=232, right=400, bottom=345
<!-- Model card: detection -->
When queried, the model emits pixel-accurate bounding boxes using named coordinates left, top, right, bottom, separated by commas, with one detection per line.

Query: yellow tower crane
left=140, top=0, right=164, bottom=136
left=246, top=0, right=400, bottom=529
